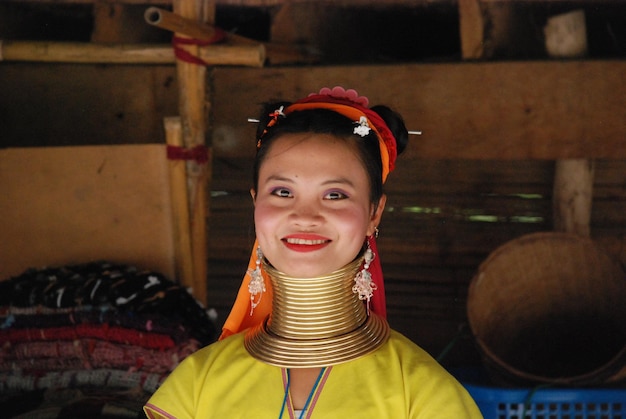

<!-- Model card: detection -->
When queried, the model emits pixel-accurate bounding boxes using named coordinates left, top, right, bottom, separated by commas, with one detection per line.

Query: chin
left=294, top=265, right=347, bottom=278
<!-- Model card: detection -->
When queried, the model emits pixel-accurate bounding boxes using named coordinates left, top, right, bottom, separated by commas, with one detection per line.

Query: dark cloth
left=0, top=261, right=218, bottom=419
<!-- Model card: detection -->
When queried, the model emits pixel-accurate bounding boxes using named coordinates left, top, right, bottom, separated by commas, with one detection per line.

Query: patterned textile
left=1, top=338, right=200, bottom=374
left=0, top=261, right=215, bottom=346
left=0, top=261, right=217, bottom=419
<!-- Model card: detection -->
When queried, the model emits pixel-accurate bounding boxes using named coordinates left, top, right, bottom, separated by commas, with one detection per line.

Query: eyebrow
left=264, top=175, right=355, bottom=188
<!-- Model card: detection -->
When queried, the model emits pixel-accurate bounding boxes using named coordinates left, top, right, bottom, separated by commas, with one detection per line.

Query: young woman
left=144, top=87, right=482, bottom=418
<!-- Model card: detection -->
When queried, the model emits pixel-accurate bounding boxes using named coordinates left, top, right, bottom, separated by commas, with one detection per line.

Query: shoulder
left=382, top=329, right=442, bottom=366
left=144, top=332, right=263, bottom=418
left=378, top=329, right=484, bottom=418
left=174, top=332, right=247, bottom=375
left=381, top=329, right=467, bottom=385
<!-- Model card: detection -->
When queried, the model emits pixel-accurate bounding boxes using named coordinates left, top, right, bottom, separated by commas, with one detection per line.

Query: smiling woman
left=143, top=87, right=483, bottom=419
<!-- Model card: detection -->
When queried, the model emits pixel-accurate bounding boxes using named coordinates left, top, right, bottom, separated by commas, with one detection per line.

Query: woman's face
left=252, top=132, right=386, bottom=278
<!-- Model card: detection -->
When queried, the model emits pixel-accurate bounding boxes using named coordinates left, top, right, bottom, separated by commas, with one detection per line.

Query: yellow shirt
left=144, top=329, right=483, bottom=418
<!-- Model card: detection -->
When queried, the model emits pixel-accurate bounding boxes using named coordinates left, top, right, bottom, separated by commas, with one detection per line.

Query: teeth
left=286, top=238, right=326, bottom=245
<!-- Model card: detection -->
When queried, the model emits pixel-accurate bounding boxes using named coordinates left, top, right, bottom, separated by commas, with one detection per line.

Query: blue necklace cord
left=278, top=367, right=327, bottom=419
left=278, top=370, right=290, bottom=419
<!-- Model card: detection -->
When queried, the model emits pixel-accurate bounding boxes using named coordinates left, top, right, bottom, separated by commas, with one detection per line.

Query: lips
left=282, top=234, right=331, bottom=252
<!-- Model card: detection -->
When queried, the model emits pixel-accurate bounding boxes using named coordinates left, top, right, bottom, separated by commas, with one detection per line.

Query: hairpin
left=270, top=106, right=285, bottom=119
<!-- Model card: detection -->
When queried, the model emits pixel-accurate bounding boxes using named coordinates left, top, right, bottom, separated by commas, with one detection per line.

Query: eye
left=324, top=190, right=348, bottom=200
left=271, top=187, right=293, bottom=198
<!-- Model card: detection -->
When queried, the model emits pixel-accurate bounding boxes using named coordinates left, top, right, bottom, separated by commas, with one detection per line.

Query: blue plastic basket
left=455, top=369, right=626, bottom=419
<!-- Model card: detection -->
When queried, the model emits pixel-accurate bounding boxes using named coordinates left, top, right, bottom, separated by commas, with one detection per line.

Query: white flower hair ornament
left=353, top=116, right=372, bottom=137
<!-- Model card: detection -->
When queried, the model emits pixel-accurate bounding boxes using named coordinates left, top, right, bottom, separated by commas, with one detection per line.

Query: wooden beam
left=211, top=60, right=626, bottom=160
left=0, top=40, right=264, bottom=66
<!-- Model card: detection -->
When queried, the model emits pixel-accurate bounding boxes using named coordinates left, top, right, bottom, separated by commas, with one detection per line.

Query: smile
left=282, top=235, right=331, bottom=252
left=285, top=238, right=328, bottom=245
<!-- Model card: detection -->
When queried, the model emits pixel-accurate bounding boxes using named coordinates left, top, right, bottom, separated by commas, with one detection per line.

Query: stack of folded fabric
left=0, top=261, right=217, bottom=418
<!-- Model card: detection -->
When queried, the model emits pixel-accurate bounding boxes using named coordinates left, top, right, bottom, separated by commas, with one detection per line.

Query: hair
left=253, top=101, right=409, bottom=206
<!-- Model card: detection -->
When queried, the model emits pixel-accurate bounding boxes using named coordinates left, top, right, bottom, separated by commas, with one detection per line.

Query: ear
left=366, top=194, right=386, bottom=237
left=250, top=188, right=257, bottom=205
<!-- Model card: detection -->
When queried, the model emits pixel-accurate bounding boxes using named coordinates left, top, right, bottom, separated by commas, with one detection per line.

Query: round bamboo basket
left=468, top=232, right=626, bottom=386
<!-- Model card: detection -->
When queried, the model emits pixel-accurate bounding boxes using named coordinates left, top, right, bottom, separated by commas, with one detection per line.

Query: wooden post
left=546, top=10, right=594, bottom=237
left=553, top=159, right=595, bottom=236
left=458, top=0, right=484, bottom=60
left=164, top=117, right=195, bottom=289
left=173, top=0, right=215, bottom=306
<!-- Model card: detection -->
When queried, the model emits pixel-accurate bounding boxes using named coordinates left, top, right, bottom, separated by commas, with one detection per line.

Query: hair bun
left=370, top=105, right=409, bottom=156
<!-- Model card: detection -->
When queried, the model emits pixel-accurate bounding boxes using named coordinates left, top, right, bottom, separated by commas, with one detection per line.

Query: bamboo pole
left=146, top=6, right=259, bottom=45
left=196, top=44, right=264, bottom=67
left=173, top=0, right=213, bottom=306
left=145, top=6, right=222, bottom=42
left=546, top=10, right=594, bottom=237
left=164, top=117, right=195, bottom=287
left=145, top=6, right=313, bottom=65
left=0, top=40, right=172, bottom=63
left=0, top=40, right=264, bottom=66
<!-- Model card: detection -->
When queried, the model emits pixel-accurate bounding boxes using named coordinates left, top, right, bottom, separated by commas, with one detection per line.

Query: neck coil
left=244, top=257, right=390, bottom=368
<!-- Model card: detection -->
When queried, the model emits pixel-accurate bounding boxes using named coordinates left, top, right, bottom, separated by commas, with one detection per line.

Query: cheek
left=333, top=205, right=371, bottom=236
left=253, top=202, right=279, bottom=236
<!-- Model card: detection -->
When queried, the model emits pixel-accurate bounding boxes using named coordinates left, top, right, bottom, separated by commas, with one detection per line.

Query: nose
left=289, top=196, right=322, bottom=227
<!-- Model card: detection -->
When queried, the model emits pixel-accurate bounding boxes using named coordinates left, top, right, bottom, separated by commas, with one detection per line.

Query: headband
left=258, top=87, right=398, bottom=183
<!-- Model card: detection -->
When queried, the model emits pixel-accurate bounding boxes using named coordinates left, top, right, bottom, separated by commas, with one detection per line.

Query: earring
left=352, top=239, right=377, bottom=313
left=248, top=246, right=266, bottom=316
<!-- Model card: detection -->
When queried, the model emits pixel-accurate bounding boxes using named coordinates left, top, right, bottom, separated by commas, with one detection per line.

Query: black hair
left=253, top=101, right=409, bottom=206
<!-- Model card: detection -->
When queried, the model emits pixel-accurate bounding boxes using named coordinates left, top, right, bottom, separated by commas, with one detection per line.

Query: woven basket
left=467, top=232, right=626, bottom=386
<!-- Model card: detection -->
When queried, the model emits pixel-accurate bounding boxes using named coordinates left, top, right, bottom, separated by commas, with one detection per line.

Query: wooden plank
left=212, top=60, right=626, bottom=160
left=0, top=63, right=178, bottom=147
left=0, top=145, right=175, bottom=280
